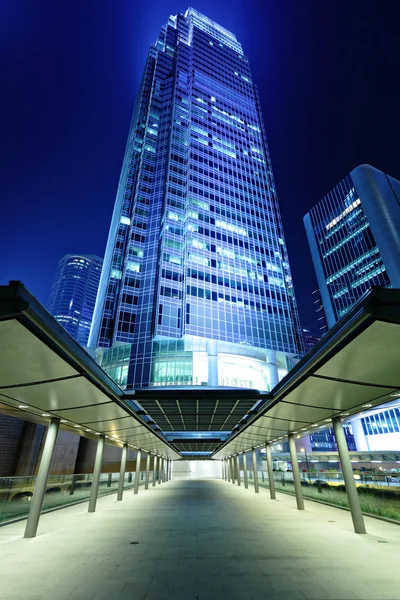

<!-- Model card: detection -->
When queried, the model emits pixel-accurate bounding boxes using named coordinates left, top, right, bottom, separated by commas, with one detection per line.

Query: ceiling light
left=390, top=393, right=400, bottom=397
left=42, top=413, right=50, bottom=417
left=95, top=432, right=101, bottom=435
left=74, top=425, right=81, bottom=428
left=60, top=419, right=68, bottom=423
left=341, top=413, right=349, bottom=416
left=19, top=405, right=28, bottom=409
left=301, top=428, right=307, bottom=431
left=362, top=404, right=372, bottom=408
left=85, top=429, right=92, bottom=432
left=371, top=460, right=382, bottom=463
left=324, top=419, right=331, bottom=422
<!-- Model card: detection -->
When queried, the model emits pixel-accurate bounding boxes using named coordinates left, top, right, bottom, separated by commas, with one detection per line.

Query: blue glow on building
left=47, top=254, right=103, bottom=346
left=304, top=164, right=400, bottom=328
left=89, top=8, right=303, bottom=394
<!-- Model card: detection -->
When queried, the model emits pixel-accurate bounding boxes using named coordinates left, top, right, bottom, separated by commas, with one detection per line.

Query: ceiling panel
left=315, top=321, right=400, bottom=387
left=0, top=377, right=110, bottom=412
left=0, top=320, right=78, bottom=386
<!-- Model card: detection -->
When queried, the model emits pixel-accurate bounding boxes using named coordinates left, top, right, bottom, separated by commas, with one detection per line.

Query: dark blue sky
left=2, top=0, right=400, bottom=332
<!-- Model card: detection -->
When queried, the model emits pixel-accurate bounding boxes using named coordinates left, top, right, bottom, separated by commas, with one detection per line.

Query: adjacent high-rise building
left=304, top=164, right=400, bottom=452
left=304, top=164, right=400, bottom=328
left=89, top=8, right=303, bottom=393
left=48, top=254, right=103, bottom=346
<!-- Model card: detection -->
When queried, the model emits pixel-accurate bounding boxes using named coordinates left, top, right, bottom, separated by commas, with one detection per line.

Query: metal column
left=288, top=434, right=304, bottom=510
left=152, top=455, right=158, bottom=487
left=117, top=443, right=128, bottom=501
left=236, top=454, right=241, bottom=486
left=231, top=456, right=235, bottom=484
left=88, top=433, right=105, bottom=513
left=252, top=448, right=259, bottom=493
left=24, top=417, right=60, bottom=538
left=145, top=452, right=151, bottom=490
left=243, top=452, right=248, bottom=489
left=265, top=442, right=276, bottom=499
left=134, top=449, right=141, bottom=494
left=158, top=457, right=162, bottom=484
left=332, top=417, right=366, bottom=534
left=227, top=457, right=231, bottom=482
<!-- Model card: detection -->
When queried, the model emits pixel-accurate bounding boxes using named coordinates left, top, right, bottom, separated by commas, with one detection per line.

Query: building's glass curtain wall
left=89, top=8, right=303, bottom=390
left=48, top=254, right=103, bottom=346
left=305, top=174, right=390, bottom=325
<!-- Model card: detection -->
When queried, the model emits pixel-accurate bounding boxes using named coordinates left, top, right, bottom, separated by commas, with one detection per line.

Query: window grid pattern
left=361, top=408, right=400, bottom=435
left=309, top=175, right=390, bottom=321
left=47, top=254, right=103, bottom=346
left=91, top=9, right=303, bottom=390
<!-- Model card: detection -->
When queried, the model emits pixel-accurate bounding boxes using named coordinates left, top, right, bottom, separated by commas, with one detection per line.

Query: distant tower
left=304, top=164, right=400, bottom=328
left=48, top=254, right=103, bottom=346
left=89, top=8, right=304, bottom=391
left=301, top=328, right=320, bottom=354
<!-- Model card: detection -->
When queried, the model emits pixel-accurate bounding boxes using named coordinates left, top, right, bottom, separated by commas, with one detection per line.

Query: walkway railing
left=0, top=471, right=151, bottom=525
left=255, top=470, right=400, bottom=522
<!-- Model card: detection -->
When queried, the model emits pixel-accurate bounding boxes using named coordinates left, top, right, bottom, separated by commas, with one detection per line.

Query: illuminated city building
left=301, top=328, right=320, bottom=354
left=89, top=8, right=303, bottom=396
left=304, top=164, right=400, bottom=451
left=304, top=164, right=400, bottom=328
left=48, top=254, right=103, bottom=346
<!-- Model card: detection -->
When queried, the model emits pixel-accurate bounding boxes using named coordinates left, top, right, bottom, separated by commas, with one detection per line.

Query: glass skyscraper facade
left=48, top=254, right=103, bottom=346
left=304, top=164, right=400, bottom=328
left=304, top=164, right=400, bottom=452
left=89, top=9, right=303, bottom=392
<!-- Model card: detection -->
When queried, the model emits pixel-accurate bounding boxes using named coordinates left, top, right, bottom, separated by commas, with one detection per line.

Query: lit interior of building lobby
left=1, top=282, right=400, bottom=600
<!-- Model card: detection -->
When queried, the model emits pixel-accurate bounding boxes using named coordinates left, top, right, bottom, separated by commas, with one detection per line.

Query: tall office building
left=304, top=164, right=400, bottom=328
left=48, top=254, right=103, bottom=346
left=304, top=164, right=400, bottom=452
left=89, top=8, right=303, bottom=392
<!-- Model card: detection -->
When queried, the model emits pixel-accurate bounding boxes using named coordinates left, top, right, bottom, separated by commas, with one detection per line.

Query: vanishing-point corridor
left=1, top=478, right=400, bottom=600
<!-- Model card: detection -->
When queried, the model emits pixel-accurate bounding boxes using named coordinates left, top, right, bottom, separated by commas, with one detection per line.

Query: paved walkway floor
left=0, top=478, right=400, bottom=600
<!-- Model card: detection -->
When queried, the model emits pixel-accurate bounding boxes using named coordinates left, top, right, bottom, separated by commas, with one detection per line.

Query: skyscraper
left=89, top=8, right=303, bottom=392
left=48, top=254, right=103, bottom=346
left=304, top=164, right=400, bottom=328
left=304, top=164, right=400, bottom=452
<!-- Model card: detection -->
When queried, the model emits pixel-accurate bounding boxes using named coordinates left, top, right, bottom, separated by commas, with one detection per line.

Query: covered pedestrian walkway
left=1, top=477, right=400, bottom=600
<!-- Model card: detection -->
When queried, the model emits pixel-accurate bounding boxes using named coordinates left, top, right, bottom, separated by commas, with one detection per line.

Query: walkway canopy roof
left=1, top=283, right=400, bottom=461
left=0, top=282, right=180, bottom=460
left=213, top=287, right=400, bottom=459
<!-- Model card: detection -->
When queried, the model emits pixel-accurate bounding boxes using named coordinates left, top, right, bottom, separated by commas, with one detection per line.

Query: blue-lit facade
left=89, top=9, right=303, bottom=392
left=48, top=254, right=103, bottom=346
left=304, top=164, right=400, bottom=328
left=304, top=164, right=400, bottom=452
left=347, top=400, right=400, bottom=452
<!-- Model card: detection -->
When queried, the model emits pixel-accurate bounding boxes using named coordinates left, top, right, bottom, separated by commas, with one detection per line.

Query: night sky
left=2, top=0, right=400, bottom=333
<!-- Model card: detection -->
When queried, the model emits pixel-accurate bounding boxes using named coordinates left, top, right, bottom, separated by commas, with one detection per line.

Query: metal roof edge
left=0, top=282, right=180, bottom=457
